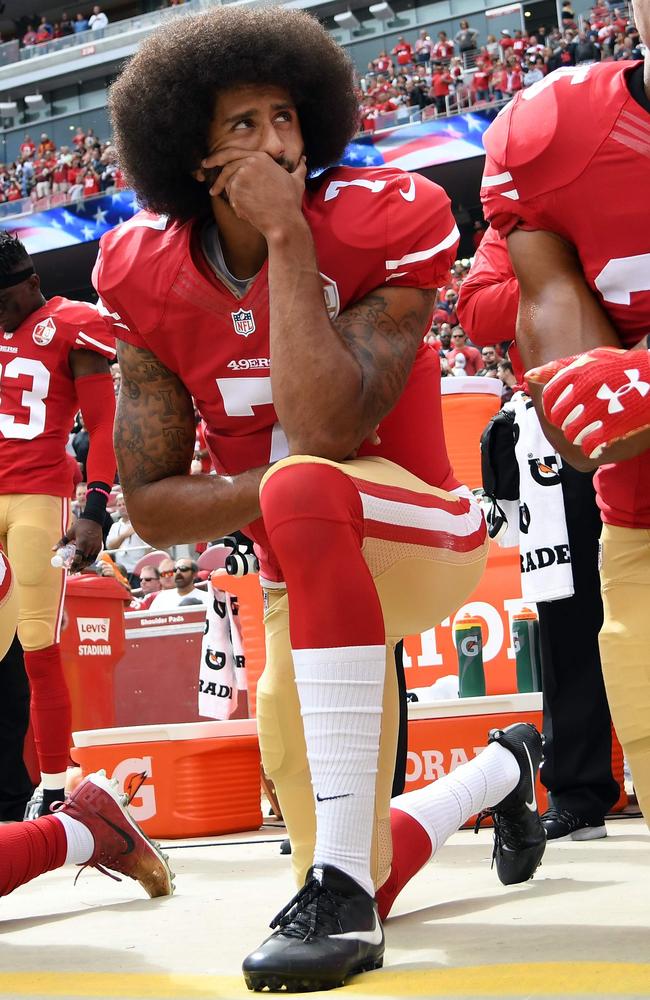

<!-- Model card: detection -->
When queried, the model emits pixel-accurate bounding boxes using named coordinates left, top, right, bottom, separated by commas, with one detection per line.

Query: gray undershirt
left=201, top=220, right=258, bottom=298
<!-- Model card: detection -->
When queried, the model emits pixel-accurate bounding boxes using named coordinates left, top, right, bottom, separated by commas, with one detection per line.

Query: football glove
left=526, top=347, right=650, bottom=460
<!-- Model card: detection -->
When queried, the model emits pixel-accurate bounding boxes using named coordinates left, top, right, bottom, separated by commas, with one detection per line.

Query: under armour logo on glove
left=526, top=347, right=650, bottom=460
left=596, top=370, right=650, bottom=414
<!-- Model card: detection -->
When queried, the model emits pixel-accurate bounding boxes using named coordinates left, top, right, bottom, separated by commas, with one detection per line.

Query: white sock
left=293, top=644, right=386, bottom=897
left=391, top=741, right=520, bottom=855
left=54, top=812, right=95, bottom=865
left=41, top=771, right=67, bottom=791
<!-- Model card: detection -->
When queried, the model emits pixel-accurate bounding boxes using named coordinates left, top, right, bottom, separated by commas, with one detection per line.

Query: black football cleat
left=475, top=723, right=546, bottom=885
left=243, top=864, right=384, bottom=992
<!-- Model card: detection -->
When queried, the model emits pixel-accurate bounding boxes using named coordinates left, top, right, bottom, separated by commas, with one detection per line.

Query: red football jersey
left=481, top=61, right=650, bottom=529
left=0, top=297, right=116, bottom=497
left=94, top=165, right=461, bottom=571
left=456, top=225, right=523, bottom=379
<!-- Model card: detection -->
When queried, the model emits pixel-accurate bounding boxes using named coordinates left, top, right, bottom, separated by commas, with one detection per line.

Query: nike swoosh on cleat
left=523, top=743, right=537, bottom=812
left=399, top=176, right=416, bottom=202
left=316, top=792, right=352, bottom=802
left=97, top=812, right=136, bottom=854
left=330, top=914, right=383, bottom=946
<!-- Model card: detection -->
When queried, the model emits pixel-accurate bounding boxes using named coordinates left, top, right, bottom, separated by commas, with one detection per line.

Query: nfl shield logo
left=32, top=317, right=56, bottom=346
left=231, top=309, right=256, bottom=337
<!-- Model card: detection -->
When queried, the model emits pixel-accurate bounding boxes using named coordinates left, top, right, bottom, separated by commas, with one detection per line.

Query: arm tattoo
left=334, top=287, right=435, bottom=424
left=114, top=341, right=195, bottom=495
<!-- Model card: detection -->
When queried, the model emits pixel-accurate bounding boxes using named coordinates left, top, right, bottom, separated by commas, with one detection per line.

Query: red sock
left=23, top=644, right=72, bottom=775
left=0, top=815, right=67, bottom=896
left=260, top=462, right=384, bottom=648
left=375, top=807, right=433, bottom=921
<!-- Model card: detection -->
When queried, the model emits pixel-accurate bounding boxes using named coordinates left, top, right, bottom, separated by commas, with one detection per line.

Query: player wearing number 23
left=480, top=53, right=650, bottom=826
left=0, top=233, right=117, bottom=814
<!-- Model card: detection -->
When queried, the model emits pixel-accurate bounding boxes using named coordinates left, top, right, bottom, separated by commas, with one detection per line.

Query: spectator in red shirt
left=512, top=30, right=528, bottom=56
left=359, top=95, right=377, bottom=131
left=491, top=60, right=508, bottom=99
left=19, top=135, right=35, bottom=159
left=446, top=327, right=484, bottom=375
left=472, top=63, right=491, bottom=101
left=22, top=25, right=38, bottom=46
left=432, top=287, right=459, bottom=325
left=499, top=29, right=515, bottom=58
left=431, top=31, right=455, bottom=63
left=429, top=62, right=453, bottom=113
left=506, top=56, right=523, bottom=93
left=371, top=51, right=393, bottom=75
left=7, top=182, right=22, bottom=202
left=392, top=37, right=413, bottom=67
left=72, top=127, right=86, bottom=149
left=82, top=167, right=100, bottom=197
left=36, top=17, right=54, bottom=44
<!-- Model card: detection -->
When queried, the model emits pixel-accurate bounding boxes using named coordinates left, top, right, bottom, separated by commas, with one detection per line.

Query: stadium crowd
left=5, top=1, right=187, bottom=51
left=0, top=128, right=124, bottom=207
left=358, top=2, right=642, bottom=126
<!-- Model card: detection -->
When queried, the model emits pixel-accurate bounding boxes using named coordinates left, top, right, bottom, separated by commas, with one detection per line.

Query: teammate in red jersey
left=0, top=233, right=117, bottom=816
left=457, top=229, right=620, bottom=842
left=480, top=19, right=650, bottom=828
left=97, top=7, right=544, bottom=990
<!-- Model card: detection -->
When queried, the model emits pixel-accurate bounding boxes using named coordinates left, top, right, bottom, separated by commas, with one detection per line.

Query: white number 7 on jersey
left=216, top=376, right=289, bottom=462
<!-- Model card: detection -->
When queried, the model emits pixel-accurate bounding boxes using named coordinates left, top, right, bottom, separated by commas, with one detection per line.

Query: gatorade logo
left=460, top=635, right=480, bottom=657
left=111, top=757, right=156, bottom=821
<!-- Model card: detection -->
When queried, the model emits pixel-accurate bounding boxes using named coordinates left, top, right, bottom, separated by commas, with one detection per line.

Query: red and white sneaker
left=53, top=770, right=174, bottom=898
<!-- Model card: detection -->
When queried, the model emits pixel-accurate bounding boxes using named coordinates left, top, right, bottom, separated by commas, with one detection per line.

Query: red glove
left=526, top=347, right=650, bottom=460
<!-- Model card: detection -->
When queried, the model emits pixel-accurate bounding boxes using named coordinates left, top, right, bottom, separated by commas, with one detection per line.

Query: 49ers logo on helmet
left=32, top=316, right=56, bottom=346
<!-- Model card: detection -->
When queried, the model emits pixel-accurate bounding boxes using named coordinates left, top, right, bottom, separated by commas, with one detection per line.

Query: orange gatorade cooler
left=61, top=574, right=128, bottom=733
left=71, top=719, right=262, bottom=838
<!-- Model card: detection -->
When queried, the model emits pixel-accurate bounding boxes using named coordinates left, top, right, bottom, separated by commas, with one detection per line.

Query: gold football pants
left=599, top=524, right=650, bottom=827
left=256, top=455, right=489, bottom=888
left=0, top=494, right=70, bottom=651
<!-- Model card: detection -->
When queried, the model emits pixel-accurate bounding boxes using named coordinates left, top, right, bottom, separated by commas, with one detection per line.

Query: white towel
left=510, top=392, right=574, bottom=603
left=198, top=578, right=248, bottom=720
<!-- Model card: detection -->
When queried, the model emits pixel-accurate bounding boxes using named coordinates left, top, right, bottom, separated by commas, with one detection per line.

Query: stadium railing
left=0, top=0, right=210, bottom=70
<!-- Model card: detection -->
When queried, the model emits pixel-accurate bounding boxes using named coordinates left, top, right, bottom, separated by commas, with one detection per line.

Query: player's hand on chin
left=202, top=150, right=307, bottom=235
left=54, top=519, right=104, bottom=572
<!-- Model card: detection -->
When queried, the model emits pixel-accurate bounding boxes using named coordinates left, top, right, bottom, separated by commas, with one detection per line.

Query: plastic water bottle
left=454, top=613, right=486, bottom=698
left=512, top=608, right=542, bottom=693
left=51, top=543, right=76, bottom=569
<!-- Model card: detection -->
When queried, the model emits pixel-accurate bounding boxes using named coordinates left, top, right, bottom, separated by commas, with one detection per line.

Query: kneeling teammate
left=0, top=549, right=174, bottom=901
left=97, top=7, right=545, bottom=991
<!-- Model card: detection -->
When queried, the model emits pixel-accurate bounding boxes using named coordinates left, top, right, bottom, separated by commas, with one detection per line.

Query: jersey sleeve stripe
left=96, top=297, right=130, bottom=332
left=75, top=330, right=116, bottom=357
left=481, top=170, right=514, bottom=187
left=385, top=224, right=459, bottom=272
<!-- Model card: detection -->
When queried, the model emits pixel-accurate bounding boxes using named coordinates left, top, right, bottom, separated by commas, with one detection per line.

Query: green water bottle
left=454, top=614, right=486, bottom=697
left=512, top=608, right=542, bottom=693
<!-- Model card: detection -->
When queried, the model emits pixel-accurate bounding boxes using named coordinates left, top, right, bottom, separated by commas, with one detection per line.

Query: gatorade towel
left=198, top=578, right=247, bottom=720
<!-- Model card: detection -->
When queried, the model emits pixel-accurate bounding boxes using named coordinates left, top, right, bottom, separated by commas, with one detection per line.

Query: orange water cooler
left=61, top=574, right=128, bottom=733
